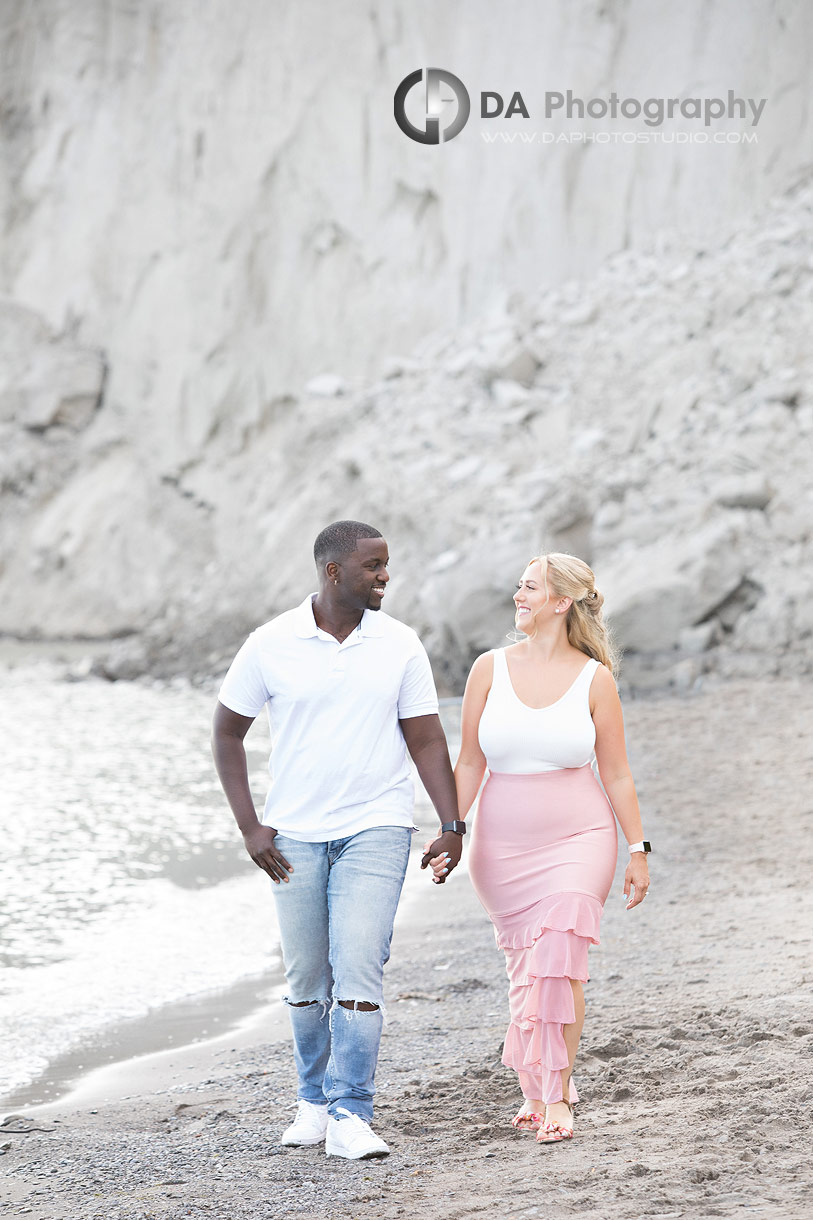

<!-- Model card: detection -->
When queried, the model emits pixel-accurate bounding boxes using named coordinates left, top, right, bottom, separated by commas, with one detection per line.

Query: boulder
left=304, top=374, right=347, bottom=398
left=0, top=300, right=105, bottom=431
left=494, top=348, right=540, bottom=388
left=596, top=521, right=747, bottom=653
left=713, top=475, right=774, bottom=511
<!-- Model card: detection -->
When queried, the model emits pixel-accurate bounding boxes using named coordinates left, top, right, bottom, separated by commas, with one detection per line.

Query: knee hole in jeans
left=283, top=997, right=330, bottom=1013
left=337, top=999, right=379, bottom=1012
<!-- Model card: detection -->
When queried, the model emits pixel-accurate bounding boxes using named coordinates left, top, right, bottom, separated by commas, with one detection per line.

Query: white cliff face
left=0, top=2, right=811, bottom=686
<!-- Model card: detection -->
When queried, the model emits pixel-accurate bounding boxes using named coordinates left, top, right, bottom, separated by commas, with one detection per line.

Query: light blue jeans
left=271, top=825, right=412, bottom=1122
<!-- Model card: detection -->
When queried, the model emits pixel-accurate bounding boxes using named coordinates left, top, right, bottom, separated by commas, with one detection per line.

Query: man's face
left=335, top=537, right=390, bottom=612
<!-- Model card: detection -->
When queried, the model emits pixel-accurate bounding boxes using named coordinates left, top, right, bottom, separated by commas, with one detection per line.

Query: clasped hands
left=420, top=829, right=463, bottom=885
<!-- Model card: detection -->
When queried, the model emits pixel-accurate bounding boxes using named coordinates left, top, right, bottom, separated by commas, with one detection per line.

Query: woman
left=430, top=552, right=650, bottom=1144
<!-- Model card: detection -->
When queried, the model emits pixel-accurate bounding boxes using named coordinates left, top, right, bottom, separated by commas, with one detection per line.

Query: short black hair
left=313, top=520, right=383, bottom=569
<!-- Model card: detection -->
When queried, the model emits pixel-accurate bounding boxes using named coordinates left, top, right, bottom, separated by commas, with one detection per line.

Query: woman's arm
left=454, top=652, right=492, bottom=816
left=590, top=665, right=650, bottom=910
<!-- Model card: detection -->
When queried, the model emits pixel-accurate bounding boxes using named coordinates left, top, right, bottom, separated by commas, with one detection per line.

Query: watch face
left=643, top=841, right=652, bottom=853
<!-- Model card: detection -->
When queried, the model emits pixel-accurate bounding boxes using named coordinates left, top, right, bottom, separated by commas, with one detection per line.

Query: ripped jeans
left=272, top=826, right=412, bottom=1122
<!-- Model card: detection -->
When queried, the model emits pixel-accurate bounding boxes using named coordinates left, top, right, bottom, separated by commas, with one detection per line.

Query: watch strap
left=628, top=840, right=651, bottom=854
left=441, top=820, right=467, bottom=836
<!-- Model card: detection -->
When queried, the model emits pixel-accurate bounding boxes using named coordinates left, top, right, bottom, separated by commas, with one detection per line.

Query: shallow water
left=0, top=666, right=462, bottom=1108
left=0, top=666, right=282, bottom=1104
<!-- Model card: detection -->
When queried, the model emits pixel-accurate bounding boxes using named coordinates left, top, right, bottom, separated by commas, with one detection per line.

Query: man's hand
left=243, top=824, right=293, bottom=884
left=420, top=830, right=463, bottom=884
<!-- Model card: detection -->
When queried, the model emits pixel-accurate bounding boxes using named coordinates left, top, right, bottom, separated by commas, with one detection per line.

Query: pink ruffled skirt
left=468, top=765, right=617, bottom=1104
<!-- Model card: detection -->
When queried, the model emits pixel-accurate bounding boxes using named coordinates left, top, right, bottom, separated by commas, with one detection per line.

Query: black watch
left=441, top=820, right=467, bottom=836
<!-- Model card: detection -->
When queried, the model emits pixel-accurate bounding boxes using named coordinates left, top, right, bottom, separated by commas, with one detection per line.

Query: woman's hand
left=624, top=853, right=650, bottom=910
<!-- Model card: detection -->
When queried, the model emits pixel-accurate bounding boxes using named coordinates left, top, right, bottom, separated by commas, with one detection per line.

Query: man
left=211, top=520, right=464, bottom=1159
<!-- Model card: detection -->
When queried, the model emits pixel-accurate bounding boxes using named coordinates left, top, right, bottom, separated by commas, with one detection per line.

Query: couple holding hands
left=212, top=520, right=650, bottom=1159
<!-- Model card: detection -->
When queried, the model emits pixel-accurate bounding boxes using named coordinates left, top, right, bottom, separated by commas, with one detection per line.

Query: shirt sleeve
left=397, top=639, right=439, bottom=719
left=217, top=632, right=271, bottom=718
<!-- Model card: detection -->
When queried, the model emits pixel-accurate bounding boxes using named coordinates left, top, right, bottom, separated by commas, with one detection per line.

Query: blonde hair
left=525, top=552, right=619, bottom=674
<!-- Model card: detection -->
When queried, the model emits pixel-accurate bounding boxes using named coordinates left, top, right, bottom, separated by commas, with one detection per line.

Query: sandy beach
left=2, top=678, right=812, bottom=1220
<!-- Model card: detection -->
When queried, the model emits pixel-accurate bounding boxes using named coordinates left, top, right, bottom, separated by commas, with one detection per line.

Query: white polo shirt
left=217, top=593, right=439, bottom=841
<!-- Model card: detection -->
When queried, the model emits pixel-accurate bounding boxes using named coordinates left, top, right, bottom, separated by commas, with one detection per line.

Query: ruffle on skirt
left=498, top=891, right=603, bottom=1103
left=494, top=890, right=602, bottom=951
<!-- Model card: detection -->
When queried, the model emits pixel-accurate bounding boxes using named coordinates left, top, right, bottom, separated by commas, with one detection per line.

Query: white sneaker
left=280, top=1099, right=329, bottom=1146
left=325, top=1108, right=390, bottom=1159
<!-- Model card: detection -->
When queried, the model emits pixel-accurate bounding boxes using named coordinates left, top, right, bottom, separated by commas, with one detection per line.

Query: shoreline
left=1, top=820, right=450, bottom=1120
left=0, top=972, right=286, bottom=1118
left=2, top=680, right=812, bottom=1219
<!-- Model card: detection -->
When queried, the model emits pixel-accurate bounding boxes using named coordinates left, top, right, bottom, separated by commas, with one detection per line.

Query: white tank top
left=477, top=648, right=600, bottom=773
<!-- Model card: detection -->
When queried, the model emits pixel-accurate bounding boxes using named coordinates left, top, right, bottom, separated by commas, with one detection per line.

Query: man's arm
left=399, top=713, right=462, bottom=883
left=211, top=701, right=293, bottom=883
left=426, top=653, right=491, bottom=884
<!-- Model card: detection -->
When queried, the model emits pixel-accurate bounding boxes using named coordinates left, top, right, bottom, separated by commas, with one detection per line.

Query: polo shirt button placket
left=330, top=639, right=345, bottom=678
left=331, top=626, right=360, bottom=675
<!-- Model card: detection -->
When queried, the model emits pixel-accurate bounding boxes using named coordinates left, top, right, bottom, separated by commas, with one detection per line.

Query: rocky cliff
left=2, top=172, right=811, bottom=689
left=0, top=2, right=811, bottom=688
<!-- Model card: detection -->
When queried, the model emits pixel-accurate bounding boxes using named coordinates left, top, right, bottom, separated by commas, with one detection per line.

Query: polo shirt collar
left=359, top=607, right=385, bottom=637
left=293, top=593, right=385, bottom=639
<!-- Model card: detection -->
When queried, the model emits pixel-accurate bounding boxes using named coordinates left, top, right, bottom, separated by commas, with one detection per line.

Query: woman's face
left=513, top=561, right=549, bottom=632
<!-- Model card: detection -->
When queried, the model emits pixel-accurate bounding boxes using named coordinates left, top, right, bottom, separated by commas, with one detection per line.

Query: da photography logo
left=394, top=68, right=470, bottom=144
left=394, top=74, right=767, bottom=147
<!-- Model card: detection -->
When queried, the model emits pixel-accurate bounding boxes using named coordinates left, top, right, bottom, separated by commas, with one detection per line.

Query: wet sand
left=2, top=679, right=812, bottom=1219
left=0, top=973, right=286, bottom=1115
